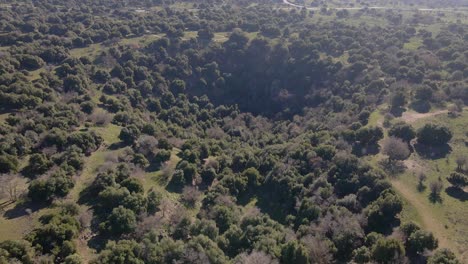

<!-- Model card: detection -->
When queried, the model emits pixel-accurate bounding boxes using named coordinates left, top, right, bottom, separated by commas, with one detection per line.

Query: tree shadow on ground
left=254, top=187, right=293, bottom=224
left=379, top=159, right=407, bottom=176
left=414, top=143, right=451, bottom=160
left=77, top=186, right=97, bottom=206
left=165, top=176, right=185, bottom=193
left=3, top=200, right=43, bottom=219
left=108, top=142, right=125, bottom=150
left=366, top=219, right=401, bottom=235
left=417, top=182, right=426, bottom=192
left=410, top=100, right=431, bottom=113
left=390, top=107, right=406, bottom=117
left=446, top=186, right=468, bottom=202
left=429, top=192, right=443, bottom=203
left=146, top=161, right=162, bottom=173
left=87, top=235, right=108, bottom=252
left=352, top=143, right=380, bottom=157
left=86, top=213, right=113, bottom=252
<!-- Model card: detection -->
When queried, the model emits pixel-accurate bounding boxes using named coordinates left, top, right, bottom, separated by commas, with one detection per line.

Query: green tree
left=447, top=172, right=468, bottom=189
left=24, top=153, right=52, bottom=177
left=0, top=154, right=19, bottom=173
left=147, top=189, right=162, bottom=215
left=0, top=240, right=34, bottom=264
left=170, top=79, right=186, bottom=94
left=355, top=127, right=384, bottom=146
left=119, top=125, right=141, bottom=145
left=427, top=249, right=460, bottom=264
left=297, top=199, right=320, bottom=224
left=120, top=178, right=144, bottom=194
left=281, top=241, right=309, bottom=264
left=407, top=230, right=438, bottom=255
left=242, top=167, right=263, bottom=188
left=63, top=254, right=83, bottom=264
left=353, top=246, right=371, bottom=264
left=414, top=86, right=433, bottom=101
left=417, top=124, right=452, bottom=146
left=382, top=137, right=410, bottom=162
left=105, top=206, right=137, bottom=235
left=92, top=240, right=143, bottom=264
left=366, top=190, right=403, bottom=232
left=28, top=171, right=74, bottom=202
left=388, top=122, right=416, bottom=142
left=63, top=75, right=88, bottom=93
left=27, top=211, right=80, bottom=256
left=400, top=222, right=421, bottom=238
left=391, top=91, right=407, bottom=109
left=371, top=238, right=405, bottom=264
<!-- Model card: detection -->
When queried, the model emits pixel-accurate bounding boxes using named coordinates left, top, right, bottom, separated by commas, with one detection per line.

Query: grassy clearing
left=69, top=124, right=121, bottom=200
left=69, top=30, right=237, bottom=61
left=142, top=149, right=181, bottom=203
left=400, top=110, right=468, bottom=260
left=91, top=124, right=121, bottom=146
left=182, top=31, right=198, bottom=41
left=397, top=196, right=423, bottom=225
left=67, top=123, right=122, bottom=261
left=0, top=124, right=121, bottom=243
left=418, top=23, right=443, bottom=35
left=366, top=104, right=387, bottom=127
left=0, top=177, right=30, bottom=241
left=0, top=210, right=33, bottom=241
left=0, top=113, right=9, bottom=124
left=404, top=37, right=423, bottom=50
left=0, top=206, right=61, bottom=242
left=143, top=149, right=181, bottom=190
left=367, top=107, right=468, bottom=261
left=26, top=68, right=46, bottom=81
left=69, top=43, right=104, bottom=59
left=119, top=34, right=164, bottom=46
left=213, top=32, right=229, bottom=43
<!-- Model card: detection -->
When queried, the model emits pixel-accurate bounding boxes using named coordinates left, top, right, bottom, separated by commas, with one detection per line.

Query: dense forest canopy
left=0, top=0, right=467, bottom=263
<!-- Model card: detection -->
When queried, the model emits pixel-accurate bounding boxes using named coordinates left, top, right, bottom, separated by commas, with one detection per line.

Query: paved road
left=281, top=0, right=468, bottom=12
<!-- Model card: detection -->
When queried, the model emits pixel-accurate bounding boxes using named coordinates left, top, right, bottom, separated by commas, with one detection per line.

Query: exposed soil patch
left=400, top=110, right=448, bottom=123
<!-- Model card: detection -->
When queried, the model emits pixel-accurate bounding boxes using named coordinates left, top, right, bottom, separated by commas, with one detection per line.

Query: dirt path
left=390, top=180, right=452, bottom=249
left=399, top=109, right=448, bottom=124
left=372, top=107, right=456, bottom=251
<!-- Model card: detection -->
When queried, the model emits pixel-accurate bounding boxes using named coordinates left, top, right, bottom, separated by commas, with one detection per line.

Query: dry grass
left=367, top=106, right=468, bottom=261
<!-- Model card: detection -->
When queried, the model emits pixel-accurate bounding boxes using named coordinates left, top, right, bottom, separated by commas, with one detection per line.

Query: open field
left=367, top=107, right=468, bottom=261
left=400, top=110, right=468, bottom=261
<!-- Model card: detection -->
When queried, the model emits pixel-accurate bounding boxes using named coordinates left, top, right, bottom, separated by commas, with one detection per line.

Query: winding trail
left=400, top=109, right=448, bottom=124
left=373, top=108, right=458, bottom=252
left=390, top=180, right=452, bottom=249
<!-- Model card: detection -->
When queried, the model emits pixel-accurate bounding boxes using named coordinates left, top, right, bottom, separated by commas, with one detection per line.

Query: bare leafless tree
left=455, top=155, right=467, bottom=171
left=160, top=198, right=176, bottom=219
left=79, top=209, right=93, bottom=231
left=382, top=137, right=410, bottom=162
left=89, top=109, right=113, bottom=126
left=429, top=180, right=443, bottom=203
left=181, top=186, right=201, bottom=208
left=234, top=251, right=279, bottom=264
left=302, top=235, right=333, bottom=264
left=417, top=172, right=427, bottom=192
left=0, top=174, right=22, bottom=202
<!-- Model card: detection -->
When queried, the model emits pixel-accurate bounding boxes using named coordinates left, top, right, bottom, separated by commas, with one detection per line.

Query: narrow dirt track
left=390, top=180, right=452, bottom=249
left=400, top=109, right=448, bottom=123
left=371, top=107, right=457, bottom=252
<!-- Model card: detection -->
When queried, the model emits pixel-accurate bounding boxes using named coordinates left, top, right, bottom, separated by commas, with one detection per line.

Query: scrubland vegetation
left=0, top=0, right=467, bottom=263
